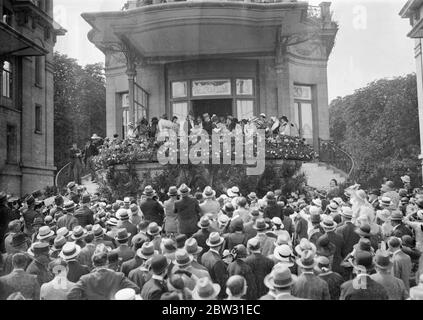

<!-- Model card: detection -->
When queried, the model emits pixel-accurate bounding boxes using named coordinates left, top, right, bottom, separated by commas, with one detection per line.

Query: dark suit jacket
left=67, top=261, right=90, bottom=283
left=392, top=223, right=413, bottom=239
left=140, top=277, right=168, bottom=300
left=117, top=220, right=138, bottom=243
left=292, top=273, right=330, bottom=300
left=175, top=196, right=201, bottom=235
left=244, top=252, right=274, bottom=298
left=263, top=205, right=282, bottom=220
left=26, top=258, right=54, bottom=286
left=140, top=199, right=164, bottom=225
left=201, top=250, right=228, bottom=298
left=121, top=256, right=143, bottom=277
left=0, top=269, right=40, bottom=300
left=392, top=250, right=412, bottom=292
left=111, top=245, right=135, bottom=263
left=243, top=220, right=257, bottom=241
left=336, top=222, right=360, bottom=257
left=192, top=228, right=210, bottom=259
left=74, top=206, right=95, bottom=227
left=318, top=271, right=344, bottom=300
left=326, top=231, right=345, bottom=275
left=228, top=259, right=258, bottom=300
left=67, top=267, right=139, bottom=300
left=340, top=275, right=389, bottom=300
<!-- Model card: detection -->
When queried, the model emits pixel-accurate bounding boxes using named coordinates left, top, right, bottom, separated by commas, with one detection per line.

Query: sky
left=54, top=0, right=416, bottom=101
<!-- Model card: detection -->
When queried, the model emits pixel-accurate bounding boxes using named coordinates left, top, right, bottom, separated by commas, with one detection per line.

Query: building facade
left=83, top=0, right=337, bottom=150
left=401, top=0, right=423, bottom=180
left=0, top=0, right=65, bottom=196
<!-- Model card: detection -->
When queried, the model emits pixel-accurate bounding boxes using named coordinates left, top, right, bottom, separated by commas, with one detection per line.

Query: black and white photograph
left=1, top=0, right=423, bottom=306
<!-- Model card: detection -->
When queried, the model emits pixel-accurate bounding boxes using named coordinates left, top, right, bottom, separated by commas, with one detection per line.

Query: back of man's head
left=226, top=275, right=246, bottom=297
left=12, top=253, right=27, bottom=269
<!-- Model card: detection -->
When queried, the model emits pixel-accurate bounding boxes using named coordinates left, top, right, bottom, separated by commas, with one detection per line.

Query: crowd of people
left=1, top=174, right=423, bottom=300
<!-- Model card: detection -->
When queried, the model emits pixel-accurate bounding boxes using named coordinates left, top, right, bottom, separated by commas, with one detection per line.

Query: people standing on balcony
left=68, top=143, right=83, bottom=185
left=328, top=179, right=341, bottom=199
left=279, top=116, right=294, bottom=136
left=149, top=117, right=159, bottom=139
left=84, top=134, right=101, bottom=183
left=158, top=114, right=174, bottom=141
left=202, top=113, right=213, bottom=136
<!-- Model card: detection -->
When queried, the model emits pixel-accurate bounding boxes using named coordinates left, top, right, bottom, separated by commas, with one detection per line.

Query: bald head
left=226, top=275, right=246, bottom=297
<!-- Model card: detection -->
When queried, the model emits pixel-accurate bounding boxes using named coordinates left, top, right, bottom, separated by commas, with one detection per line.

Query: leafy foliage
left=329, top=74, right=420, bottom=188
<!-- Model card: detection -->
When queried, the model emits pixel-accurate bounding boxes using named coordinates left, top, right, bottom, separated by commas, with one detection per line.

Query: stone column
left=126, top=61, right=137, bottom=125
left=414, top=39, right=423, bottom=183
left=275, top=38, right=293, bottom=120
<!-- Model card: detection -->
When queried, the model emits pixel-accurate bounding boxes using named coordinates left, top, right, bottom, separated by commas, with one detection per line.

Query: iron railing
left=55, top=162, right=89, bottom=195
left=318, top=139, right=355, bottom=179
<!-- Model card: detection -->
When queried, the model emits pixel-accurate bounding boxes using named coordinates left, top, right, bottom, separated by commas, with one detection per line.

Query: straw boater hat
left=91, top=133, right=101, bottom=140
left=202, top=186, right=216, bottom=199
left=115, top=288, right=142, bottom=300
left=296, top=250, right=317, bottom=269
left=178, top=184, right=191, bottom=197
left=340, top=207, right=353, bottom=219
left=206, top=232, right=224, bottom=248
left=379, top=196, right=394, bottom=208
left=106, top=217, right=119, bottom=227
left=71, top=226, right=87, bottom=241
left=63, top=201, right=76, bottom=212
left=312, top=198, right=322, bottom=208
left=247, top=238, right=261, bottom=253
left=92, top=224, right=106, bottom=238
left=136, top=242, right=158, bottom=260
left=27, top=242, right=50, bottom=257
left=390, top=211, right=404, bottom=222
left=167, top=186, right=178, bottom=197
left=295, top=238, right=317, bottom=256
left=147, top=222, right=162, bottom=236
left=52, top=235, right=67, bottom=251
left=320, top=216, right=337, bottom=232
left=192, top=278, right=220, bottom=300
left=143, top=185, right=157, bottom=198
left=376, top=209, right=391, bottom=222
left=327, top=202, right=339, bottom=212
left=59, top=242, right=81, bottom=261
left=116, top=208, right=130, bottom=221
left=57, top=227, right=73, bottom=239
left=185, top=238, right=203, bottom=256
left=264, top=265, right=296, bottom=291
left=273, top=244, right=294, bottom=267
left=227, top=186, right=240, bottom=198
left=36, top=226, right=55, bottom=241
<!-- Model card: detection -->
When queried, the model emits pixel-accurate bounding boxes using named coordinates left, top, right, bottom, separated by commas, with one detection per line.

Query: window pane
left=236, top=100, right=254, bottom=120
left=301, top=103, right=313, bottom=140
left=172, top=81, right=187, bottom=98
left=35, top=57, right=42, bottom=85
left=294, top=85, right=312, bottom=100
left=2, top=61, right=12, bottom=98
left=122, top=109, right=129, bottom=138
left=236, top=79, right=253, bottom=96
left=35, top=105, right=42, bottom=132
left=172, top=102, right=188, bottom=121
left=192, top=79, right=231, bottom=97
left=122, top=93, right=129, bottom=108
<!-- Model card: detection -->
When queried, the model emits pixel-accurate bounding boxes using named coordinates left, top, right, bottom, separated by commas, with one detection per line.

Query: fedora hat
left=12, top=232, right=27, bottom=248
left=316, top=235, right=336, bottom=257
left=116, top=208, right=129, bottom=221
left=253, top=218, right=268, bottom=231
left=115, top=228, right=131, bottom=242
left=340, top=207, right=353, bottom=219
left=91, top=133, right=101, bottom=140
left=202, top=186, right=216, bottom=199
left=168, top=186, right=178, bottom=197
left=59, top=242, right=81, bottom=260
left=247, top=237, right=261, bottom=253
left=327, top=202, right=338, bottom=212
left=53, top=235, right=67, bottom=250
left=174, top=249, right=193, bottom=267
left=147, top=222, right=162, bottom=236
left=175, top=234, right=187, bottom=249
left=320, top=216, right=337, bottom=232
left=379, top=197, right=393, bottom=207
left=143, top=185, right=157, bottom=198
left=332, top=197, right=344, bottom=206
left=57, top=227, right=73, bottom=238
left=264, top=265, right=296, bottom=290
left=250, top=209, right=260, bottom=218
left=192, top=278, right=221, bottom=300
left=178, top=184, right=191, bottom=196
left=374, top=250, right=393, bottom=270
left=355, top=224, right=372, bottom=237
left=197, top=216, right=211, bottom=229
left=115, top=288, right=142, bottom=300
left=63, top=201, right=76, bottom=212
left=92, top=224, right=106, bottom=237
left=206, top=232, right=224, bottom=248
left=162, top=238, right=177, bottom=254
left=66, top=182, right=76, bottom=190
left=273, top=244, right=294, bottom=267
left=27, top=242, right=50, bottom=257
left=185, top=238, right=203, bottom=255
left=312, top=199, right=322, bottom=208
left=71, top=226, right=87, bottom=240
left=295, top=238, right=317, bottom=256
left=227, top=186, right=240, bottom=198
left=106, top=217, right=119, bottom=226
left=136, top=242, right=158, bottom=260
left=36, top=226, right=55, bottom=240
left=151, top=255, right=169, bottom=275
left=266, top=192, right=276, bottom=201
left=390, top=211, right=404, bottom=221
left=218, top=214, right=230, bottom=226
left=353, top=250, right=373, bottom=270
left=296, top=250, right=317, bottom=269
left=247, top=192, right=257, bottom=200
left=315, top=256, right=331, bottom=273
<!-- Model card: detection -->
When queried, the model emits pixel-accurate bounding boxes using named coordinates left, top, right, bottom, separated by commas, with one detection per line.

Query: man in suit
left=251, top=218, right=276, bottom=257
left=244, top=209, right=260, bottom=241
left=68, top=251, right=139, bottom=300
left=78, top=232, right=96, bottom=270
left=57, top=201, right=79, bottom=232
left=111, top=229, right=135, bottom=264
left=139, top=186, right=164, bottom=225
left=0, top=253, right=40, bottom=300
left=116, top=209, right=137, bottom=244
left=141, top=255, right=169, bottom=300
left=244, top=237, right=274, bottom=298
left=391, top=211, right=413, bottom=238
left=128, top=242, right=157, bottom=290
left=321, top=216, right=345, bottom=275
left=172, top=249, right=210, bottom=289
left=92, top=224, right=115, bottom=249
left=74, top=195, right=95, bottom=227
left=336, top=207, right=360, bottom=257
left=202, top=113, right=213, bottom=136
left=192, top=216, right=213, bottom=260
left=388, top=236, right=412, bottom=292
left=201, top=232, right=228, bottom=299
left=26, top=242, right=54, bottom=286
left=0, top=192, right=11, bottom=254
left=60, top=242, right=90, bottom=283
left=292, top=250, right=330, bottom=300
left=370, top=250, right=408, bottom=300
left=260, top=265, right=304, bottom=300
left=340, top=251, right=389, bottom=300
left=175, top=184, right=201, bottom=238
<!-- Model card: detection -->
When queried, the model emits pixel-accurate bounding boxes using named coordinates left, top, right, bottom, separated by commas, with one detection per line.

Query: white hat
left=273, top=245, right=294, bottom=267
left=59, top=242, right=81, bottom=261
left=227, top=187, right=240, bottom=197
left=271, top=217, right=283, bottom=227
left=115, top=288, right=142, bottom=300
left=312, top=199, right=322, bottom=207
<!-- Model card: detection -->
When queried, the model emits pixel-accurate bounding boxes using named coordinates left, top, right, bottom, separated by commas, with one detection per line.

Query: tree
left=53, top=52, right=106, bottom=170
left=329, top=74, right=420, bottom=188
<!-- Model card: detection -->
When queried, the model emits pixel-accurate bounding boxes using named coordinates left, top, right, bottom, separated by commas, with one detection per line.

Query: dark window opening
left=6, top=124, right=17, bottom=164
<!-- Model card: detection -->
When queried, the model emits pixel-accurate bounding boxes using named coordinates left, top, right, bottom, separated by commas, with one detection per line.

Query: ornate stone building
left=83, top=0, right=337, bottom=151
left=0, top=0, right=65, bottom=196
